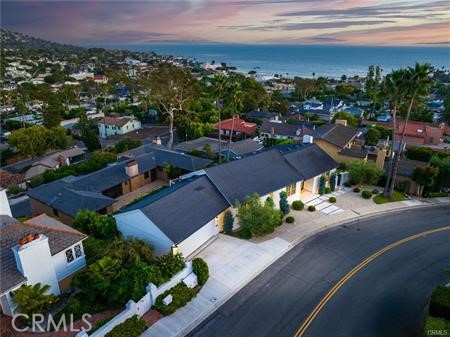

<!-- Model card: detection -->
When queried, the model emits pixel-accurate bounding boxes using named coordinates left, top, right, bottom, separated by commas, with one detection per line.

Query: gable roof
left=99, top=116, right=133, bottom=127
left=139, top=176, right=229, bottom=243
left=215, top=116, right=257, bottom=135
left=260, top=121, right=311, bottom=137
left=228, top=139, right=263, bottom=156
left=0, top=214, right=86, bottom=294
left=313, top=124, right=360, bottom=148
left=205, top=149, right=303, bottom=205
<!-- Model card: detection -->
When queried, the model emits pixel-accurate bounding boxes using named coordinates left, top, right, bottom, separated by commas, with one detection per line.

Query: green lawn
left=423, top=316, right=450, bottom=336
left=373, top=190, right=408, bottom=204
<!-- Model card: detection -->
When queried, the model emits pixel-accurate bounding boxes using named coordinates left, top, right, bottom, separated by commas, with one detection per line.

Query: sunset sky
left=1, top=0, right=449, bottom=45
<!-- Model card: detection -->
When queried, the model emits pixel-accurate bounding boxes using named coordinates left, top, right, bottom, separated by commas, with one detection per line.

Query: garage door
left=178, top=219, right=219, bottom=257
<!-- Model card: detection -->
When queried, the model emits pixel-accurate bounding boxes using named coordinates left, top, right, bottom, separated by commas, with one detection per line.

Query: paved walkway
left=140, top=192, right=450, bottom=337
left=114, top=180, right=165, bottom=210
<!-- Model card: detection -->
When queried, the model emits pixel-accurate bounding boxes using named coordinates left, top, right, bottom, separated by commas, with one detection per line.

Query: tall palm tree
left=226, top=81, right=243, bottom=161
left=386, top=63, right=432, bottom=198
left=212, top=74, right=227, bottom=163
left=382, top=69, right=407, bottom=197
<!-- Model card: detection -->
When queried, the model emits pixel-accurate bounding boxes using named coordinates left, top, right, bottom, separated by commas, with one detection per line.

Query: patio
left=114, top=180, right=166, bottom=210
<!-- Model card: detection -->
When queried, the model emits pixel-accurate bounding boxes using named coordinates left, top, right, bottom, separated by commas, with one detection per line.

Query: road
left=187, top=205, right=450, bottom=337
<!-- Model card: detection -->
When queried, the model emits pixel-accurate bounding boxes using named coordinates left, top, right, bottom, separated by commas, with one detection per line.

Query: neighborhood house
left=98, top=116, right=142, bottom=139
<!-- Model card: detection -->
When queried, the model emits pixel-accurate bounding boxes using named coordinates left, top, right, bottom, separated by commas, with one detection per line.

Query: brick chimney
left=271, top=126, right=275, bottom=136
left=125, top=160, right=139, bottom=177
left=57, top=154, right=66, bottom=167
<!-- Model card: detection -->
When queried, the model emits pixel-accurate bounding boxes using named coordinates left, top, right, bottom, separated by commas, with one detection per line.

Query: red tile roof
left=394, top=120, right=444, bottom=145
left=0, top=170, right=24, bottom=188
left=215, top=116, right=257, bottom=136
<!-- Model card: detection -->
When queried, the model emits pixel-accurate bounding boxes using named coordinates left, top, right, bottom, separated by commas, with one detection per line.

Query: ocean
left=110, top=43, right=450, bottom=79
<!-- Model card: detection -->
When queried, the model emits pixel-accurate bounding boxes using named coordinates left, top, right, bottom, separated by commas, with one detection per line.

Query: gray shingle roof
left=229, top=139, right=263, bottom=156
left=0, top=214, right=86, bottom=294
left=313, top=124, right=360, bottom=148
left=260, top=121, right=306, bottom=137
left=140, top=176, right=229, bottom=243
left=205, top=149, right=303, bottom=205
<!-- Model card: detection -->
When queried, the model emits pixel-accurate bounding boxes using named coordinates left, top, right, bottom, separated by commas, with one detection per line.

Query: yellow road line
left=294, top=225, right=450, bottom=337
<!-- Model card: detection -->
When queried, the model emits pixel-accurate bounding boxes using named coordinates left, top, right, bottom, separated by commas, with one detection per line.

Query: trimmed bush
left=344, top=181, right=352, bottom=188
left=325, top=187, right=332, bottom=194
left=429, top=285, right=450, bottom=320
left=192, top=258, right=209, bottom=286
left=308, top=205, right=316, bottom=212
left=285, top=216, right=295, bottom=223
left=105, top=315, right=147, bottom=337
left=329, top=173, right=337, bottom=192
left=353, top=187, right=360, bottom=193
left=236, top=228, right=252, bottom=239
left=292, top=200, right=304, bottom=211
left=279, top=191, right=290, bottom=214
left=223, top=210, right=234, bottom=234
left=329, top=197, right=336, bottom=203
left=154, top=283, right=197, bottom=316
left=7, top=184, right=23, bottom=195
left=362, top=190, right=373, bottom=199
left=372, top=189, right=380, bottom=195
left=319, top=176, right=327, bottom=195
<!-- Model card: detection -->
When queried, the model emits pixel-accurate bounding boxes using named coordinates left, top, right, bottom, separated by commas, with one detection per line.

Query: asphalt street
left=187, top=205, right=450, bottom=337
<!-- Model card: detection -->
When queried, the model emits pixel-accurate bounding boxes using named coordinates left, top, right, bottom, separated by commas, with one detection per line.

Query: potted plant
left=26, top=234, right=33, bottom=242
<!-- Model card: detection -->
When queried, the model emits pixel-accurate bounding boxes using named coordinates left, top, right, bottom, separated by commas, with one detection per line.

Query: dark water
left=108, top=43, right=450, bottom=78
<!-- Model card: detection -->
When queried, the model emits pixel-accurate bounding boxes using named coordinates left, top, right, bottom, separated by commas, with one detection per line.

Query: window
left=286, top=183, right=296, bottom=196
left=74, top=244, right=82, bottom=258
left=65, top=249, right=74, bottom=263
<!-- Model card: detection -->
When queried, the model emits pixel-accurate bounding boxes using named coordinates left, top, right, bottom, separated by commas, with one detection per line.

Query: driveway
left=142, top=234, right=291, bottom=337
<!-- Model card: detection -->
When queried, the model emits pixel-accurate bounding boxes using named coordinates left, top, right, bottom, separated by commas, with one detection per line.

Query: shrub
left=372, top=189, right=380, bottom=194
left=105, top=315, right=147, bottom=337
left=308, top=205, right=316, bottom=212
left=154, top=283, right=197, bottom=316
left=348, top=161, right=383, bottom=185
left=29, top=174, right=45, bottom=187
left=236, top=228, right=252, bottom=239
left=158, top=253, right=186, bottom=280
left=192, top=258, right=209, bottom=286
left=325, top=187, right=332, bottom=194
left=319, top=176, right=327, bottom=195
left=74, top=210, right=119, bottom=240
left=292, top=200, right=304, bottom=211
left=329, top=197, right=336, bottom=203
left=285, top=216, right=295, bottom=223
left=344, top=181, right=352, bottom=188
left=362, top=190, right=373, bottom=199
left=223, top=210, right=234, bottom=234
left=353, top=187, right=360, bottom=193
left=429, top=285, right=450, bottom=320
left=7, top=184, right=23, bottom=195
left=329, top=173, right=337, bottom=192
left=279, top=191, right=290, bottom=214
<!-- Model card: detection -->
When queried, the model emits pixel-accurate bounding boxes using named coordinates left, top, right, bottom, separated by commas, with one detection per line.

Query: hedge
left=308, top=205, right=316, bottom=212
left=105, top=315, right=147, bottom=337
left=329, top=197, right=336, bottom=203
left=285, top=216, right=295, bottom=223
left=362, top=191, right=373, bottom=199
left=192, top=258, right=209, bottom=286
left=292, top=200, right=304, bottom=211
left=429, top=285, right=450, bottom=320
left=154, top=283, right=197, bottom=316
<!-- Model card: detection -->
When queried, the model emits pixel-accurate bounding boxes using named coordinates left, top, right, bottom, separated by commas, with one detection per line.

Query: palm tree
left=212, top=74, right=228, bottom=163
left=382, top=69, right=407, bottom=197
left=226, top=81, right=243, bottom=161
left=386, top=63, right=432, bottom=198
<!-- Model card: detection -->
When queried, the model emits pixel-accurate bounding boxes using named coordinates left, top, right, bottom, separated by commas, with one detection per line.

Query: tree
left=114, top=138, right=141, bottom=154
left=236, top=194, right=282, bottom=237
left=42, top=97, right=63, bottom=128
left=212, top=74, right=228, bottom=163
left=412, top=165, right=438, bottom=196
left=74, top=116, right=101, bottom=152
left=386, top=63, right=432, bottom=198
left=148, top=64, right=200, bottom=149
left=365, top=127, right=382, bottom=145
left=223, top=210, right=234, bottom=234
left=74, top=210, right=120, bottom=240
left=332, top=111, right=359, bottom=127
left=430, top=155, right=450, bottom=191
left=279, top=191, right=290, bottom=214
left=12, top=283, right=57, bottom=324
left=348, top=161, right=383, bottom=185
left=294, top=77, right=317, bottom=101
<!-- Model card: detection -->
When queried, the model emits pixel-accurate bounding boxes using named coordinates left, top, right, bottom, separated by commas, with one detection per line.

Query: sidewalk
left=141, top=194, right=450, bottom=337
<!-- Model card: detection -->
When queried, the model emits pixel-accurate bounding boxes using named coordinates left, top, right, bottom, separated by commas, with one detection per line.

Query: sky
left=1, top=0, right=449, bottom=45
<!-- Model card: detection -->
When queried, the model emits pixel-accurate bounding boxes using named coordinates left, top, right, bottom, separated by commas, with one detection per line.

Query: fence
left=76, top=261, right=195, bottom=337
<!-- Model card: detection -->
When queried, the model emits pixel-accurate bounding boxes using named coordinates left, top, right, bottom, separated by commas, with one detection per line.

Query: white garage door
left=178, top=219, right=219, bottom=257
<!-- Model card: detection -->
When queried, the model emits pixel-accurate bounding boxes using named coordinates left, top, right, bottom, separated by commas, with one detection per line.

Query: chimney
left=12, top=234, right=60, bottom=295
left=57, top=154, right=66, bottom=167
left=0, top=189, right=12, bottom=217
left=271, top=126, right=275, bottom=136
left=303, top=134, right=314, bottom=144
left=125, top=160, right=139, bottom=177
left=335, top=119, right=347, bottom=126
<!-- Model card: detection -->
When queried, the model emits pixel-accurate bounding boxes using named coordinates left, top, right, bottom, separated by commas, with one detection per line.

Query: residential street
left=187, top=205, right=450, bottom=337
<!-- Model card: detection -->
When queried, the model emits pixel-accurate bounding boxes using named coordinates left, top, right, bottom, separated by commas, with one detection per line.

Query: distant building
left=260, top=120, right=313, bottom=142
left=98, top=116, right=142, bottom=139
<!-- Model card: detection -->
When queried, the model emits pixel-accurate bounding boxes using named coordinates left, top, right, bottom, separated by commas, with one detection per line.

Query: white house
left=0, top=191, right=87, bottom=317
left=97, top=116, right=142, bottom=139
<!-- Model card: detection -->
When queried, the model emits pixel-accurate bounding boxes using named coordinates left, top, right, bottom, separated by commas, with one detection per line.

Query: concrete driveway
left=142, top=234, right=291, bottom=337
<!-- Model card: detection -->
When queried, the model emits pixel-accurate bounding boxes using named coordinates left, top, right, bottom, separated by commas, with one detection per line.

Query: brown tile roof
left=0, top=169, right=24, bottom=188
left=0, top=214, right=86, bottom=294
left=99, top=116, right=132, bottom=127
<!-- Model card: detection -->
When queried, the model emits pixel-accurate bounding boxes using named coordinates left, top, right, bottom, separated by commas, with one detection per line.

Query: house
left=310, top=121, right=368, bottom=163
left=215, top=116, right=257, bottom=138
left=384, top=159, right=428, bottom=195
left=24, top=147, right=87, bottom=180
left=115, top=143, right=338, bottom=257
left=260, top=120, right=313, bottom=141
left=98, top=116, right=142, bottom=139
left=394, top=120, right=444, bottom=146
left=243, top=110, right=279, bottom=122
left=90, top=74, right=108, bottom=84
left=175, top=137, right=228, bottom=155
left=27, top=145, right=213, bottom=225
left=0, top=170, right=24, bottom=189
left=302, top=97, right=345, bottom=122
left=342, top=105, right=364, bottom=118
left=0, top=190, right=87, bottom=316
left=221, top=139, right=264, bottom=159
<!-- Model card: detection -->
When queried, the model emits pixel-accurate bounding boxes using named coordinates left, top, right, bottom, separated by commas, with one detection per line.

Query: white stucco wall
left=178, top=218, right=219, bottom=258
left=98, top=119, right=142, bottom=138
left=52, top=242, right=86, bottom=281
left=115, top=210, right=174, bottom=256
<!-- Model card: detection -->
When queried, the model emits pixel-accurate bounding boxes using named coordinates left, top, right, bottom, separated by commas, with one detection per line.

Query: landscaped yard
left=373, top=190, right=408, bottom=204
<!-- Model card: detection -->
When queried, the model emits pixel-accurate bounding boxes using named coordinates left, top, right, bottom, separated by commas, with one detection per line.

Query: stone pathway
left=304, top=187, right=351, bottom=215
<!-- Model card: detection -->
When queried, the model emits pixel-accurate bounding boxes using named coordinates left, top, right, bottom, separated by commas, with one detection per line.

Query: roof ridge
left=23, top=215, right=86, bottom=238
